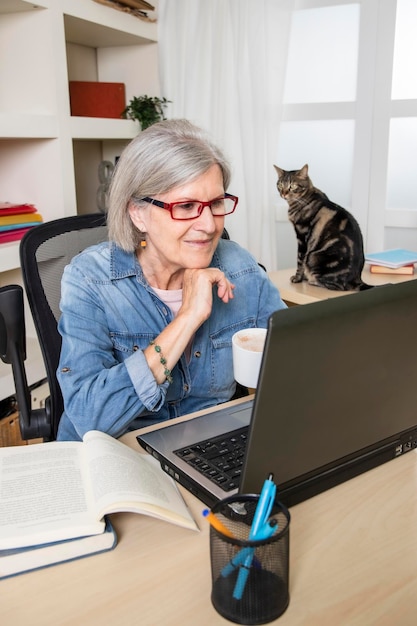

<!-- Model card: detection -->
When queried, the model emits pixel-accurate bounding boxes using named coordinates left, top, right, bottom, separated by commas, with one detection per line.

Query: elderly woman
left=56, top=119, right=286, bottom=441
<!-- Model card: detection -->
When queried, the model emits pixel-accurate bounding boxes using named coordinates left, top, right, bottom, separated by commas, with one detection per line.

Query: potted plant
left=122, top=95, right=171, bottom=129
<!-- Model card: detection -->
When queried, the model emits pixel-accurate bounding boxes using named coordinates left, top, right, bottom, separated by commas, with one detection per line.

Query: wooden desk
left=2, top=400, right=417, bottom=626
left=269, top=266, right=416, bottom=306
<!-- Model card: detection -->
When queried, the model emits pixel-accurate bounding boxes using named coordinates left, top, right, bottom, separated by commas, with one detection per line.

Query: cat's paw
left=290, top=274, right=303, bottom=283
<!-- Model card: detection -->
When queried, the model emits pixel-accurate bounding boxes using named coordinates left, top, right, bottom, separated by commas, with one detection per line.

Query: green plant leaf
left=122, top=95, right=172, bottom=129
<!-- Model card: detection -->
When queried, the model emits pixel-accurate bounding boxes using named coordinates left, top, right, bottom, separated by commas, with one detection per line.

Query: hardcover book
left=365, top=248, right=417, bottom=269
left=0, top=518, right=116, bottom=580
left=369, top=263, right=414, bottom=275
left=0, top=203, right=37, bottom=216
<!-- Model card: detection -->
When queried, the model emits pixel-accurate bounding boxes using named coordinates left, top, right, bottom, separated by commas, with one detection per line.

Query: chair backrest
left=20, top=213, right=108, bottom=439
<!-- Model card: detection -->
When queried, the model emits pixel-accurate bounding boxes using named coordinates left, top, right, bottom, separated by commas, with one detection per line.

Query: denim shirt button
left=194, top=351, right=201, bottom=358
left=183, top=384, right=189, bottom=392
left=133, top=345, right=139, bottom=351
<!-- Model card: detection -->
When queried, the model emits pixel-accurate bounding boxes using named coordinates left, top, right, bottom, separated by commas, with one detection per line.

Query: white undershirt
left=152, top=287, right=183, bottom=316
left=152, top=287, right=194, bottom=361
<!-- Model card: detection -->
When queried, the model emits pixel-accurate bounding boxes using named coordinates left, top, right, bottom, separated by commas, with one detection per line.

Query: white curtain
left=158, top=0, right=294, bottom=270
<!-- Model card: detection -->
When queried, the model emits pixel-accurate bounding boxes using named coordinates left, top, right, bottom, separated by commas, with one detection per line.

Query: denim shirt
left=56, top=238, right=286, bottom=440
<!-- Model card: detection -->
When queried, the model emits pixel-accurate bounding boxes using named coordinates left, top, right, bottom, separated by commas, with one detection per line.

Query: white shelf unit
left=0, top=0, right=159, bottom=401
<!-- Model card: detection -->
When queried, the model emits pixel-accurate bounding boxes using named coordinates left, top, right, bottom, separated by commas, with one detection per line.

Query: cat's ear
left=299, top=164, right=309, bottom=178
left=273, top=165, right=283, bottom=179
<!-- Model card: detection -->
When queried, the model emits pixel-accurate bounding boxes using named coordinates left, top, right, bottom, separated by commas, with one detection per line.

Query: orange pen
left=202, top=509, right=235, bottom=538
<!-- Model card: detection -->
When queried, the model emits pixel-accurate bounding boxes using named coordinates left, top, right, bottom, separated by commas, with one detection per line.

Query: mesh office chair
left=0, top=213, right=108, bottom=441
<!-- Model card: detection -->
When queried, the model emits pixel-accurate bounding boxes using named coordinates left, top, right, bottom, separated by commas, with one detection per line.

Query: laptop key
left=174, top=426, right=249, bottom=489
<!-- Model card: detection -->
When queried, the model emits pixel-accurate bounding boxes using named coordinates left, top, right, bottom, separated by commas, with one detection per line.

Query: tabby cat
left=274, top=164, right=372, bottom=291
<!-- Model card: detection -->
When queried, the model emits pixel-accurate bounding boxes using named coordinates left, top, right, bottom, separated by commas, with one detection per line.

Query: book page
left=83, top=431, right=198, bottom=530
left=0, top=442, right=105, bottom=550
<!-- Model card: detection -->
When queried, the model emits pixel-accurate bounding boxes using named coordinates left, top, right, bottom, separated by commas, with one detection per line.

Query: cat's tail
left=358, top=282, right=374, bottom=291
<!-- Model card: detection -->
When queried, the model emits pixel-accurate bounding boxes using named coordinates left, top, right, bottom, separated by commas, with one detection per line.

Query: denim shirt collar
left=109, top=242, right=138, bottom=280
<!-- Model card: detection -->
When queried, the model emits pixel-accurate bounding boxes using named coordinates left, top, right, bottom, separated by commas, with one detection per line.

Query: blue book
left=365, top=248, right=417, bottom=269
left=0, top=518, right=117, bottom=580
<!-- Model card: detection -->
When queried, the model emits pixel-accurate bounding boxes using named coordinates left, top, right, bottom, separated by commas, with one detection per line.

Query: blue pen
left=221, top=519, right=278, bottom=578
left=249, top=474, right=276, bottom=539
left=232, top=521, right=277, bottom=600
left=232, top=474, right=277, bottom=600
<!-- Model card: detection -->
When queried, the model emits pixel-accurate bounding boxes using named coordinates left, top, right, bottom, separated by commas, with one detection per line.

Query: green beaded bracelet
left=150, top=340, right=173, bottom=384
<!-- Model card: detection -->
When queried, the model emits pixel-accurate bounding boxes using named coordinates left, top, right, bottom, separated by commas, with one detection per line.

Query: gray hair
left=107, top=119, right=232, bottom=251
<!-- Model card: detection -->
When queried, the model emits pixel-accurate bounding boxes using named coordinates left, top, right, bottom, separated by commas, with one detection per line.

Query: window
left=283, top=4, right=359, bottom=103
left=275, top=0, right=417, bottom=263
left=387, top=0, right=417, bottom=228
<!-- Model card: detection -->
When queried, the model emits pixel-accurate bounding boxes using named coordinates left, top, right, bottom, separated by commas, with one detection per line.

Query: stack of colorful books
left=365, top=248, right=417, bottom=275
left=0, top=202, right=43, bottom=244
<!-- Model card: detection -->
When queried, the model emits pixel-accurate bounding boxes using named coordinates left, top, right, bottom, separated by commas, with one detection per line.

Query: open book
left=0, top=430, right=198, bottom=550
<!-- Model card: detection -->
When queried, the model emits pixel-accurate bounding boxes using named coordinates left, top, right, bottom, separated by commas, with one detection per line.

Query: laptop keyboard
left=174, top=426, right=249, bottom=492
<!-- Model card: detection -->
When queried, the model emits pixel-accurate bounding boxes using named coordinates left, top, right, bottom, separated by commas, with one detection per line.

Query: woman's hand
left=180, top=268, right=235, bottom=325
left=144, top=268, right=234, bottom=384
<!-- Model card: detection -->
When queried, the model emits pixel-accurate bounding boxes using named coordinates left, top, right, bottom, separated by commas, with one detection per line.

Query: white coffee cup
left=232, top=328, right=267, bottom=389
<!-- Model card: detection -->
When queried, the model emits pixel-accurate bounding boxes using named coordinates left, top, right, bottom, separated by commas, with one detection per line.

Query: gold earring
left=140, top=239, right=147, bottom=248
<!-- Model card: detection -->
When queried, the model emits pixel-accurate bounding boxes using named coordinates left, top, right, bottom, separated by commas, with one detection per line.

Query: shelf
left=70, top=116, right=140, bottom=139
left=0, top=114, right=58, bottom=139
left=63, top=0, right=157, bottom=47
left=0, top=242, right=21, bottom=273
left=0, top=0, right=47, bottom=14
left=0, top=0, right=159, bottom=404
left=64, top=14, right=156, bottom=47
left=0, top=0, right=158, bottom=260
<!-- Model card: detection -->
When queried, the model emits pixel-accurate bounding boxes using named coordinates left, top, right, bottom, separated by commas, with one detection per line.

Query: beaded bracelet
left=150, top=340, right=173, bottom=384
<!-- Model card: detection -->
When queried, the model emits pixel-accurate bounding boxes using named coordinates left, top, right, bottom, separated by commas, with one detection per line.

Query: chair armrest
left=0, top=285, right=51, bottom=440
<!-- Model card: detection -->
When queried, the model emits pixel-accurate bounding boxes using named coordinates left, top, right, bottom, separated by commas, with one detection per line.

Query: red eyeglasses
left=134, top=193, right=238, bottom=220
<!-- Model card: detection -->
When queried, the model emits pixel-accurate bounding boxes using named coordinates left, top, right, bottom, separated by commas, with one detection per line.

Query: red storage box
left=69, top=81, right=126, bottom=119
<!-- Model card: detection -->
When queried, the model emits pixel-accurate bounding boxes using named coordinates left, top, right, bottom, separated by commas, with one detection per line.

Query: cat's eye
left=290, top=183, right=298, bottom=191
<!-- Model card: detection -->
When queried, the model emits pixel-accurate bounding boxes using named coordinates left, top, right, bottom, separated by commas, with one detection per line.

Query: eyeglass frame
left=132, top=192, right=238, bottom=221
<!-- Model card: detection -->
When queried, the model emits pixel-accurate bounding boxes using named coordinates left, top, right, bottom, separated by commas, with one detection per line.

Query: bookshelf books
left=0, top=202, right=43, bottom=243
left=0, top=430, right=198, bottom=552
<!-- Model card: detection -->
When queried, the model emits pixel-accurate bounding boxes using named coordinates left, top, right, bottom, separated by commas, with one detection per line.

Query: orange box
left=69, top=81, right=126, bottom=119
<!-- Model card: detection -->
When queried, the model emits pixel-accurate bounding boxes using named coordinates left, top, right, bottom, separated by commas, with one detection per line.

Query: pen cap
left=209, top=494, right=290, bottom=624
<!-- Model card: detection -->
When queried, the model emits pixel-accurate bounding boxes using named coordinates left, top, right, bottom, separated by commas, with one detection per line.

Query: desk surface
left=2, top=399, right=417, bottom=626
left=269, top=266, right=416, bottom=305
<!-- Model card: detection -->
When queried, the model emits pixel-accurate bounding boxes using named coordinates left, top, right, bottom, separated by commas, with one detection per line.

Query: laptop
left=138, top=279, right=417, bottom=508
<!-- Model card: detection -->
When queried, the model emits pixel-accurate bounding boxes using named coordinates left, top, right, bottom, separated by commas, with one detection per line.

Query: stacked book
left=0, top=202, right=43, bottom=244
left=0, top=430, right=197, bottom=579
left=365, top=249, right=417, bottom=275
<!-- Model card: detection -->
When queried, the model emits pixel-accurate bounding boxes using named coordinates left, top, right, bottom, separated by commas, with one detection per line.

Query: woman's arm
left=57, top=263, right=235, bottom=438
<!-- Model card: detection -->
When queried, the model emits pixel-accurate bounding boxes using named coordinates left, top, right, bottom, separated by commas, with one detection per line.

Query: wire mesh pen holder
left=209, top=494, right=290, bottom=625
